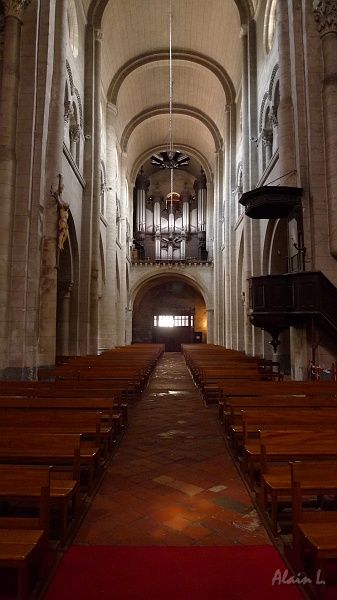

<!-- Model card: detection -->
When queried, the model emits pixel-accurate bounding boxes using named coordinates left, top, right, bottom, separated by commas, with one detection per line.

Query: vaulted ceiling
left=84, top=0, right=258, bottom=182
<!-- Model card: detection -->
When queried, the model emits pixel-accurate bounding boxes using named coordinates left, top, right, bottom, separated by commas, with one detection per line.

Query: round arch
left=87, top=0, right=254, bottom=28
left=108, top=50, right=236, bottom=106
left=130, top=270, right=213, bottom=312
left=131, top=272, right=210, bottom=347
left=121, top=105, right=222, bottom=156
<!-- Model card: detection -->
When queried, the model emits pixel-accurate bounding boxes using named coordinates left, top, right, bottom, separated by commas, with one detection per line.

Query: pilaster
left=313, top=0, right=337, bottom=257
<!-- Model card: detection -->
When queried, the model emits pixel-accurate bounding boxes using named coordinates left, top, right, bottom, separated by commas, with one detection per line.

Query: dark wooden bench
left=0, top=465, right=51, bottom=600
left=0, top=397, right=120, bottom=450
left=290, top=460, right=337, bottom=599
left=243, top=410, right=337, bottom=534
left=244, top=429, right=337, bottom=493
left=219, top=380, right=337, bottom=424
left=0, top=430, right=98, bottom=497
left=0, top=408, right=112, bottom=459
left=0, top=381, right=128, bottom=430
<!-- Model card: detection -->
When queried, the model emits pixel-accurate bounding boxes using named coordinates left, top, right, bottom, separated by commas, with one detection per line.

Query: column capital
left=261, top=128, right=273, bottom=147
left=94, top=28, right=103, bottom=42
left=239, top=24, right=248, bottom=38
left=3, top=0, right=30, bottom=22
left=313, top=0, right=337, bottom=34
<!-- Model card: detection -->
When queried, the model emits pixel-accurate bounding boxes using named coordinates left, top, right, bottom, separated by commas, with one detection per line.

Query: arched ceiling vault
left=87, top=0, right=255, bottom=27
left=84, top=0, right=254, bottom=179
left=121, top=107, right=222, bottom=155
left=108, top=50, right=236, bottom=106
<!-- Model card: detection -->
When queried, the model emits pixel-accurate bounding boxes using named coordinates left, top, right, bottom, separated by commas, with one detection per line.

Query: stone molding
left=313, top=0, right=337, bottom=34
left=3, top=0, right=30, bottom=21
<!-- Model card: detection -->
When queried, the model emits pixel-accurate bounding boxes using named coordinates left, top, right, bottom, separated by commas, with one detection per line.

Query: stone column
left=39, top=0, right=68, bottom=367
left=276, top=0, right=296, bottom=180
left=98, top=102, right=117, bottom=349
left=89, top=27, right=103, bottom=353
left=206, top=308, right=214, bottom=344
left=0, top=0, right=30, bottom=373
left=56, top=282, right=73, bottom=355
left=116, top=153, right=128, bottom=345
left=69, top=124, right=80, bottom=162
left=224, top=104, right=231, bottom=347
left=262, top=128, right=273, bottom=164
left=313, top=0, right=337, bottom=256
left=241, top=24, right=253, bottom=355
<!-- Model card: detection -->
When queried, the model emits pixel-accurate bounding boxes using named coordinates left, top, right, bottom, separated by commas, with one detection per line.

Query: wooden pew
left=227, top=399, right=337, bottom=449
left=0, top=381, right=128, bottom=430
left=0, top=465, right=51, bottom=600
left=0, top=435, right=81, bottom=548
left=244, top=429, right=337, bottom=493
left=219, top=380, right=337, bottom=425
left=0, top=408, right=112, bottom=460
left=0, top=429, right=99, bottom=497
left=0, top=397, right=120, bottom=449
left=290, top=460, right=337, bottom=599
left=245, top=410, right=337, bottom=535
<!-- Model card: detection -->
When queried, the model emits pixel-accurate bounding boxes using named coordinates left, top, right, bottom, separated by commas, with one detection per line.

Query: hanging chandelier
left=151, top=0, right=190, bottom=171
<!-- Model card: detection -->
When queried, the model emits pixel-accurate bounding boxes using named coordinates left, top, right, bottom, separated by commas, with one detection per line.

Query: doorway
left=132, top=279, right=206, bottom=348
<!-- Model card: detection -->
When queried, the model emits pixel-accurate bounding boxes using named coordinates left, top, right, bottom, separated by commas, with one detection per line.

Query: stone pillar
left=248, top=19, right=258, bottom=189
left=79, top=22, right=95, bottom=354
left=276, top=0, right=296, bottom=180
left=89, top=27, right=103, bottom=353
left=135, top=167, right=149, bottom=232
left=98, top=102, right=117, bottom=349
left=212, top=150, right=224, bottom=345
left=224, top=104, right=231, bottom=347
left=69, top=124, right=80, bottom=162
left=206, top=308, right=214, bottom=344
left=39, top=0, right=68, bottom=367
left=313, top=0, right=337, bottom=256
left=116, top=152, right=128, bottom=346
left=57, top=282, right=73, bottom=355
left=0, top=0, right=30, bottom=373
left=262, top=128, right=273, bottom=164
left=241, top=24, right=253, bottom=355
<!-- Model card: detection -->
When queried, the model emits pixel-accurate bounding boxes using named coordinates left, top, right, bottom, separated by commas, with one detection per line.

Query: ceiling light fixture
left=151, top=0, right=190, bottom=172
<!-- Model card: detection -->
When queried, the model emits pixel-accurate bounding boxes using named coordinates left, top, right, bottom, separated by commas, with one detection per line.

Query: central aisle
left=74, top=352, right=270, bottom=546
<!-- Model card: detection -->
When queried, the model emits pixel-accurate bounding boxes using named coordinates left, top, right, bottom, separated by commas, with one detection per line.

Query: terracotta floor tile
left=72, top=353, right=272, bottom=549
left=114, top=509, right=145, bottom=523
left=162, top=515, right=191, bottom=532
left=181, top=523, right=213, bottom=540
left=150, top=504, right=186, bottom=523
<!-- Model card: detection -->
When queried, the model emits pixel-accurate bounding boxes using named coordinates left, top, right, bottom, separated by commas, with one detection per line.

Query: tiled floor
left=74, top=352, right=271, bottom=547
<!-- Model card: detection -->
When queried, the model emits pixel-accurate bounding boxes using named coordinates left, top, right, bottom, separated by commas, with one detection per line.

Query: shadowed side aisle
left=74, top=352, right=270, bottom=546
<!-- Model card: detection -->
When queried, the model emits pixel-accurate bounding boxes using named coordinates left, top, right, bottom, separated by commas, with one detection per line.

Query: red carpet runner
left=42, top=545, right=305, bottom=600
